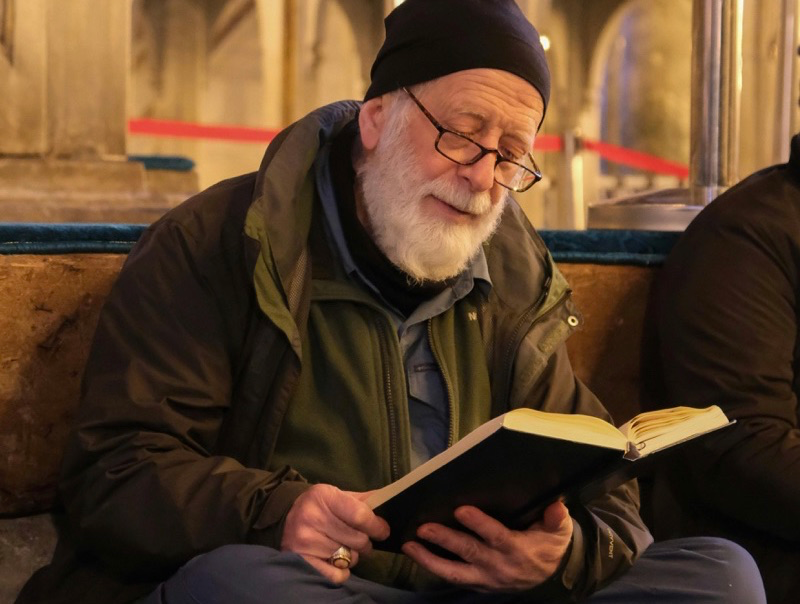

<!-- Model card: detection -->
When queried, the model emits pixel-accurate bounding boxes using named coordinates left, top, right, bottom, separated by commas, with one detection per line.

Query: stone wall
left=0, top=254, right=124, bottom=516
left=0, top=253, right=125, bottom=603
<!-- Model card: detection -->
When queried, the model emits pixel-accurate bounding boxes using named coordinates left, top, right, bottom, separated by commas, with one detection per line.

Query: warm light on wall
left=540, top=35, right=551, bottom=51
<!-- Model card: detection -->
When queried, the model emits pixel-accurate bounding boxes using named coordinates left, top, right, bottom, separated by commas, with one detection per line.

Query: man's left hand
left=401, top=499, right=573, bottom=592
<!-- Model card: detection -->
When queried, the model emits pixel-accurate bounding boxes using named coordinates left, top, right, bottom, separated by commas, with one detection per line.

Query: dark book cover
left=370, top=406, right=733, bottom=554
left=371, top=424, right=627, bottom=553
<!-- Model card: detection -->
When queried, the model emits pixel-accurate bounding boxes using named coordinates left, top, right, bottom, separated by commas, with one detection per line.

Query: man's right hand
left=281, top=484, right=390, bottom=582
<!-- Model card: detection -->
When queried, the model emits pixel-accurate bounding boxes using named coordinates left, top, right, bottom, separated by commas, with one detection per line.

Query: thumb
left=542, top=500, right=570, bottom=531
left=345, top=490, right=377, bottom=503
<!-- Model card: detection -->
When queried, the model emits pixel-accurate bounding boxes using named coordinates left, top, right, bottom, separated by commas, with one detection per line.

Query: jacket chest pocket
left=509, top=298, right=582, bottom=404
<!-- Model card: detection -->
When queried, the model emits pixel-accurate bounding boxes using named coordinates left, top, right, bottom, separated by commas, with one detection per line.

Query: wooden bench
left=0, top=225, right=676, bottom=603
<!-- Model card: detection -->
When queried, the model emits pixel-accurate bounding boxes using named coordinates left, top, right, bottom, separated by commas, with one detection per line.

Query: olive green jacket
left=17, top=101, right=650, bottom=604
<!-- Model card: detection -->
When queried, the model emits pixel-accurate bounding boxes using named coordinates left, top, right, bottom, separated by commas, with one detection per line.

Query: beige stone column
left=0, top=0, right=47, bottom=155
left=129, top=0, right=206, bottom=161
left=740, top=0, right=799, bottom=174
left=46, top=0, right=130, bottom=159
left=256, top=0, right=288, bottom=127
left=1, top=0, right=129, bottom=158
left=0, top=0, right=196, bottom=223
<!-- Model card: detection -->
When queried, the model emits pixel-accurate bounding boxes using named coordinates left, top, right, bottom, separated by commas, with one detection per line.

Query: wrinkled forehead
left=420, top=69, right=545, bottom=139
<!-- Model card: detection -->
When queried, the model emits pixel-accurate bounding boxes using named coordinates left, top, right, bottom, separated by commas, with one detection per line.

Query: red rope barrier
left=533, top=134, right=563, bottom=152
left=581, top=139, right=689, bottom=180
left=128, top=119, right=688, bottom=178
left=129, top=118, right=281, bottom=143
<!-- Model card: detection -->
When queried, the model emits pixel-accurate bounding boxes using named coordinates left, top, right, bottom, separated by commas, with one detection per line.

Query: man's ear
left=359, top=97, right=386, bottom=152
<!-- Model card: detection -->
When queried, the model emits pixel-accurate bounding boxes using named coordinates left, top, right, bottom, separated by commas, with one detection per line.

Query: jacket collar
left=244, top=101, right=362, bottom=354
left=250, top=101, right=362, bottom=286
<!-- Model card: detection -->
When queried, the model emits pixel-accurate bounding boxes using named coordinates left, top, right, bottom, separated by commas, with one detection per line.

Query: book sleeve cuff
left=247, top=480, right=312, bottom=548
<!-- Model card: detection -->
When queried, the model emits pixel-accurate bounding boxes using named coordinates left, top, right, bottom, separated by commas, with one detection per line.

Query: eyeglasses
left=402, top=87, right=542, bottom=193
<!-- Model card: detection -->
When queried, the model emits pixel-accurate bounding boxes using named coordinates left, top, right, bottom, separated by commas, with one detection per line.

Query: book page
left=619, top=405, right=729, bottom=455
left=502, top=408, right=628, bottom=451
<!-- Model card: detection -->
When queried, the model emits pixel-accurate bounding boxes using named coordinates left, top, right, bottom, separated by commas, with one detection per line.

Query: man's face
left=357, top=69, right=544, bottom=283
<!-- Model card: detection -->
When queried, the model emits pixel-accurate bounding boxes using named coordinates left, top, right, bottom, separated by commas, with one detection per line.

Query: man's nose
left=457, top=152, right=497, bottom=193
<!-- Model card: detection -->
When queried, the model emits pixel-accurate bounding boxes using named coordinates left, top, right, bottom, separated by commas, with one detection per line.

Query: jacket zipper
left=375, top=319, right=401, bottom=482
left=427, top=320, right=456, bottom=448
left=375, top=315, right=415, bottom=587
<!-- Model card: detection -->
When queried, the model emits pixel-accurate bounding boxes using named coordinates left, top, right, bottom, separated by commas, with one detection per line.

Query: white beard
left=356, top=107, right=507, bottom=283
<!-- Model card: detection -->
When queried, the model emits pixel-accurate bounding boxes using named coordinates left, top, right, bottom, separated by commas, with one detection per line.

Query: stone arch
left=129, top=0, right=271, bottom=188
left=582, top=0, right=691, bottom=192
left=127, top=0, right=385, bottom=187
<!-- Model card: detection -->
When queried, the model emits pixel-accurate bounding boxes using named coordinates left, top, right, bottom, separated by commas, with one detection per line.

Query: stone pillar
left=47, top=0, right=129, bottom=159
left=0, top=0, right=47, bottom=155
left=1, top=0, right=128, bottom=158
left=0, top=0, right=196, bottom=223
left=256, top=0, right=288, bottom=127
left=739, top=0, right=799, bottom=173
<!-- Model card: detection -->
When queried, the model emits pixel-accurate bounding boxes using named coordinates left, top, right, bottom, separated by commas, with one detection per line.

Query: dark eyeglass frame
left=402, top=86, right=542, bottom=193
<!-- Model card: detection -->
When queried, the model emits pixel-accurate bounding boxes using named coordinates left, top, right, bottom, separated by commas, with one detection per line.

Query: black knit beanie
left=364, top=0, right=550, bottom=118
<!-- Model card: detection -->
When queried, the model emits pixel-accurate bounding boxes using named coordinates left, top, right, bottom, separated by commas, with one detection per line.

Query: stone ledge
left=0, top=191, right=190, bottom=223
left=0, top=159, right=148, bottom=194
left=0, top=158, right=198, bottom=223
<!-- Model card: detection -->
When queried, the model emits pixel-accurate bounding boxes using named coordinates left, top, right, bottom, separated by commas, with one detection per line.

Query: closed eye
left=499, top=145, right=525, bottom=162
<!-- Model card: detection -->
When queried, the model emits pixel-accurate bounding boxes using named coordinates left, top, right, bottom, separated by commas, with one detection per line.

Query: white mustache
left=424, top=179, right=494, bottom=216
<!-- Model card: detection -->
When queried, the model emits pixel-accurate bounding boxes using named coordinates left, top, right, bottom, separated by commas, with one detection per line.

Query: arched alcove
left=128, top=0, right=386, bottom=189
left=129, top=0, right=271, bottom=189
left=583, top=0, right=691, bottom=199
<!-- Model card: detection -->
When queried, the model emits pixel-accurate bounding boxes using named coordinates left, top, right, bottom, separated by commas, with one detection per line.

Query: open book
left=367, top=405, right=731, bottom=553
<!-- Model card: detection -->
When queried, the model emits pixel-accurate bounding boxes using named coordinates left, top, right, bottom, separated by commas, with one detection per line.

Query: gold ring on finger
left=328, top=545, right=352, bottom=569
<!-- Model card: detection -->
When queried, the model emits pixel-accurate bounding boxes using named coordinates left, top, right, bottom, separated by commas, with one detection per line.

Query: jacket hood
left=251, top=101, right=361, bottom=281
left=245, top=101, right=361, bottom=353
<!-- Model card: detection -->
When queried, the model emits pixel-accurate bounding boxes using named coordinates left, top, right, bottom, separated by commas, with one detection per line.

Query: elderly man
left=17, top=1, right=763, bottom=603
